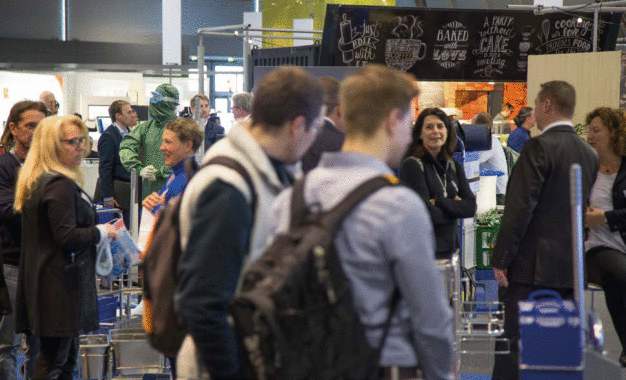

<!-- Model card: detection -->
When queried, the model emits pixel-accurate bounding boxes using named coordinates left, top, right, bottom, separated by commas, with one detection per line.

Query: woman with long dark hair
left=400, top=108, right=476, bottom=259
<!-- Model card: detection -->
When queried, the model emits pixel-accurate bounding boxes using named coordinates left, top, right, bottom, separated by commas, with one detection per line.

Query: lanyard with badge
left=434, top=160, right=458, bottom=198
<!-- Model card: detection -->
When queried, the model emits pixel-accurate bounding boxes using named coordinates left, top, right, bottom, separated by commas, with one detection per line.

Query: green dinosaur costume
left=120, top=83, right=179, bottom=199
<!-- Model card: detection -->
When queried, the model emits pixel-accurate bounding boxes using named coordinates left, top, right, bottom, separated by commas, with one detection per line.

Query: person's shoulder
left=0, top=154, right=18, bottom=179
left=41, top=174, right=77, bottom=198
left=133, top=120, right=150, bottom=131
left=0, top=153, right=17, bottom=167
left=183, top=154, right=251, bottom=205
left=367, top=184, right=428, bottom=218
left=401, top=156, right=425, bottom=171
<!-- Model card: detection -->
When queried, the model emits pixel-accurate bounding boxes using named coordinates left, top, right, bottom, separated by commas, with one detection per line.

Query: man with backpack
left=265, top=65, right=454, bottom=380
left=174, top=67, right=324, bottom=380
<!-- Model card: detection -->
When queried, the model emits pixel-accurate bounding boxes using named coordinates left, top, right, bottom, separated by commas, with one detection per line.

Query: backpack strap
left=321, top=174, right=401, bottom=362
left=289, top=176, right=308, bottom=229
left=377, top=289, right=400, bottom=360
left=408, top=157, right=424, bottom=172
left=321, top=174, right=400, bottom=231
left=202, top=156, right=258, bottom=221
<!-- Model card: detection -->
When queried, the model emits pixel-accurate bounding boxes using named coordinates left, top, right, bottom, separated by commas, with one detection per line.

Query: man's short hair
left=190, top=94, right=209, bottom=108
left=473, top=112, right=493, bottom=131
left=109, top=100, right=130, bottom=121
left=340, top=65, right=419, bottom=137
left=165, top=117, right=203, bottom=152
left=251, top=67, right=324, bottom=131
left=538, top=80, right=576, bottom=118
left=232, top=93, right=253, bottom=113
left=504, top=102, right=514, bottom=111
left=514, top=107, right=534, bottom=129
left=319, top=76, right=340, bottom=116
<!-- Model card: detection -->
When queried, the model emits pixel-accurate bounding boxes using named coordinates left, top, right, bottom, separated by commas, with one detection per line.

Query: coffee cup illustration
left=385, top=39, right=427, bottom=71
left=519, top=41, right=531, bottom=53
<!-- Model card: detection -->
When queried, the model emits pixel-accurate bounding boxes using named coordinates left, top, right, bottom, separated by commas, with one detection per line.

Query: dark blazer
left=204, top=114, right=225, bottom=150
left=493, top=125, right=598, bottom=288
left=16, top=174, right=100, bottom=336
left=0, top=153, right=21, bottom=266
left=400, top=152, right=476, bottom=258
left=301, top=119, right=345, bottom=173
left=604, top=156, right=626, bottom=243
left=97, top=124, right=130, bottom=200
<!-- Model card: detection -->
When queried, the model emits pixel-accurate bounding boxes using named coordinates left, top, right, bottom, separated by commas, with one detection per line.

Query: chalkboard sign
left=320, top=5, right=622, bottom=81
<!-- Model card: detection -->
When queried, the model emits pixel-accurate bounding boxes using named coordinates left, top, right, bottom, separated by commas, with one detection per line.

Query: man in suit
left=98, top=100, right=137, bottom=223
left=190, top=94, right=224, bottom=153
left=491, top=81, right=598, bottom=380
left=301, top=76, right=345, bottom=173
left=231, top=92, right=252, bottom=122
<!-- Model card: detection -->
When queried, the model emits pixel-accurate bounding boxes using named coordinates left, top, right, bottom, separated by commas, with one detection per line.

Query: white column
left=162, top=0, right=182, bottom=66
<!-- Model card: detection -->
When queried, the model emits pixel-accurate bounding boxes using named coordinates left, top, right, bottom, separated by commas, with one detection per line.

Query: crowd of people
left=0, top=67, right=622, bottom=380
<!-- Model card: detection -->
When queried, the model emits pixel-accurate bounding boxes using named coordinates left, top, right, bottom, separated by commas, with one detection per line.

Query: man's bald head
left=39, top=91, right=58, bottom=115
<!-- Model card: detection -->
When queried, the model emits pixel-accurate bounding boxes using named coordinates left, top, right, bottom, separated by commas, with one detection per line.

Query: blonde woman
left=13, top=115, right=116, bottom=379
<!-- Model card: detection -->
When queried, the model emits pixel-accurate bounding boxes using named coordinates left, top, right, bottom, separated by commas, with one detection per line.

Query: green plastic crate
left=475, top=225, right=500, bottom=268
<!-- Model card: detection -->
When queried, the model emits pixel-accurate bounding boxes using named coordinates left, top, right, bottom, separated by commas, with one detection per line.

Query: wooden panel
left=527, top=51, right=621, bottom=126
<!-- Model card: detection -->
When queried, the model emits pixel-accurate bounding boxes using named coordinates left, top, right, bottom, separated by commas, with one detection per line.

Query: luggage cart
left=437, top=250, right=509, bottom=379
left=109, top=319, right=167, bottom=378
left=80, top=206, right=169, bottom=379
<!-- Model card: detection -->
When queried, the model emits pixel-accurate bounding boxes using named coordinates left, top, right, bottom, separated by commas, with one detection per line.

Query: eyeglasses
left=61, top=137, right=86, bottom=148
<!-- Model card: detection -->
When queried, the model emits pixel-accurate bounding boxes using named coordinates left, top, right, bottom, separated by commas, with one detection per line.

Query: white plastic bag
left=137, top=206, right=156, bottom=251
left=95, top=237, right=113, bottom=276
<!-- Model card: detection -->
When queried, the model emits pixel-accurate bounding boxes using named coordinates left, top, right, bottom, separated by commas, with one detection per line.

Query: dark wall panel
left=0, top=0, right=62, bottom=39
left=0, top=0, right=253, bottom=66
left=69, top=0, right=161, bottom=44
left=182, top=0, right=253, bottom=59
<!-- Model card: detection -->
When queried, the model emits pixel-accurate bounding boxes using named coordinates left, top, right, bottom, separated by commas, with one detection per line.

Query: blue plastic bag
left=109, top=221, right=140, bottom=276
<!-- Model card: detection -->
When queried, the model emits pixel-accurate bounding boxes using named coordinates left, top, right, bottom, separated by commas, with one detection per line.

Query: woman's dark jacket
left=16, top=174, right=100, bottom=336
left=603, top=156, right=626, bottom=244
left=400, top=152, right=477, bottom=258
left=0, top=152, right=21, bottom=315
left=0, top=153, right=22, bottom=266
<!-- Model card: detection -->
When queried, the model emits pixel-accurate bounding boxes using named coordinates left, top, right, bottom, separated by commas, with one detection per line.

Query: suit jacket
left=492, top=125, right=598, bottom=288
left=204, top=114, right=224, bottom=150
left=98, top=124, right=130, bottom=200
left=301, top=119, right=345, bottom=173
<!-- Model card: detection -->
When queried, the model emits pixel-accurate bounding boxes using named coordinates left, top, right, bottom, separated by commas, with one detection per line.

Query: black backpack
left=142, top=156, right=256, bottom=357
left=230, top=175, right=400, bottom=380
